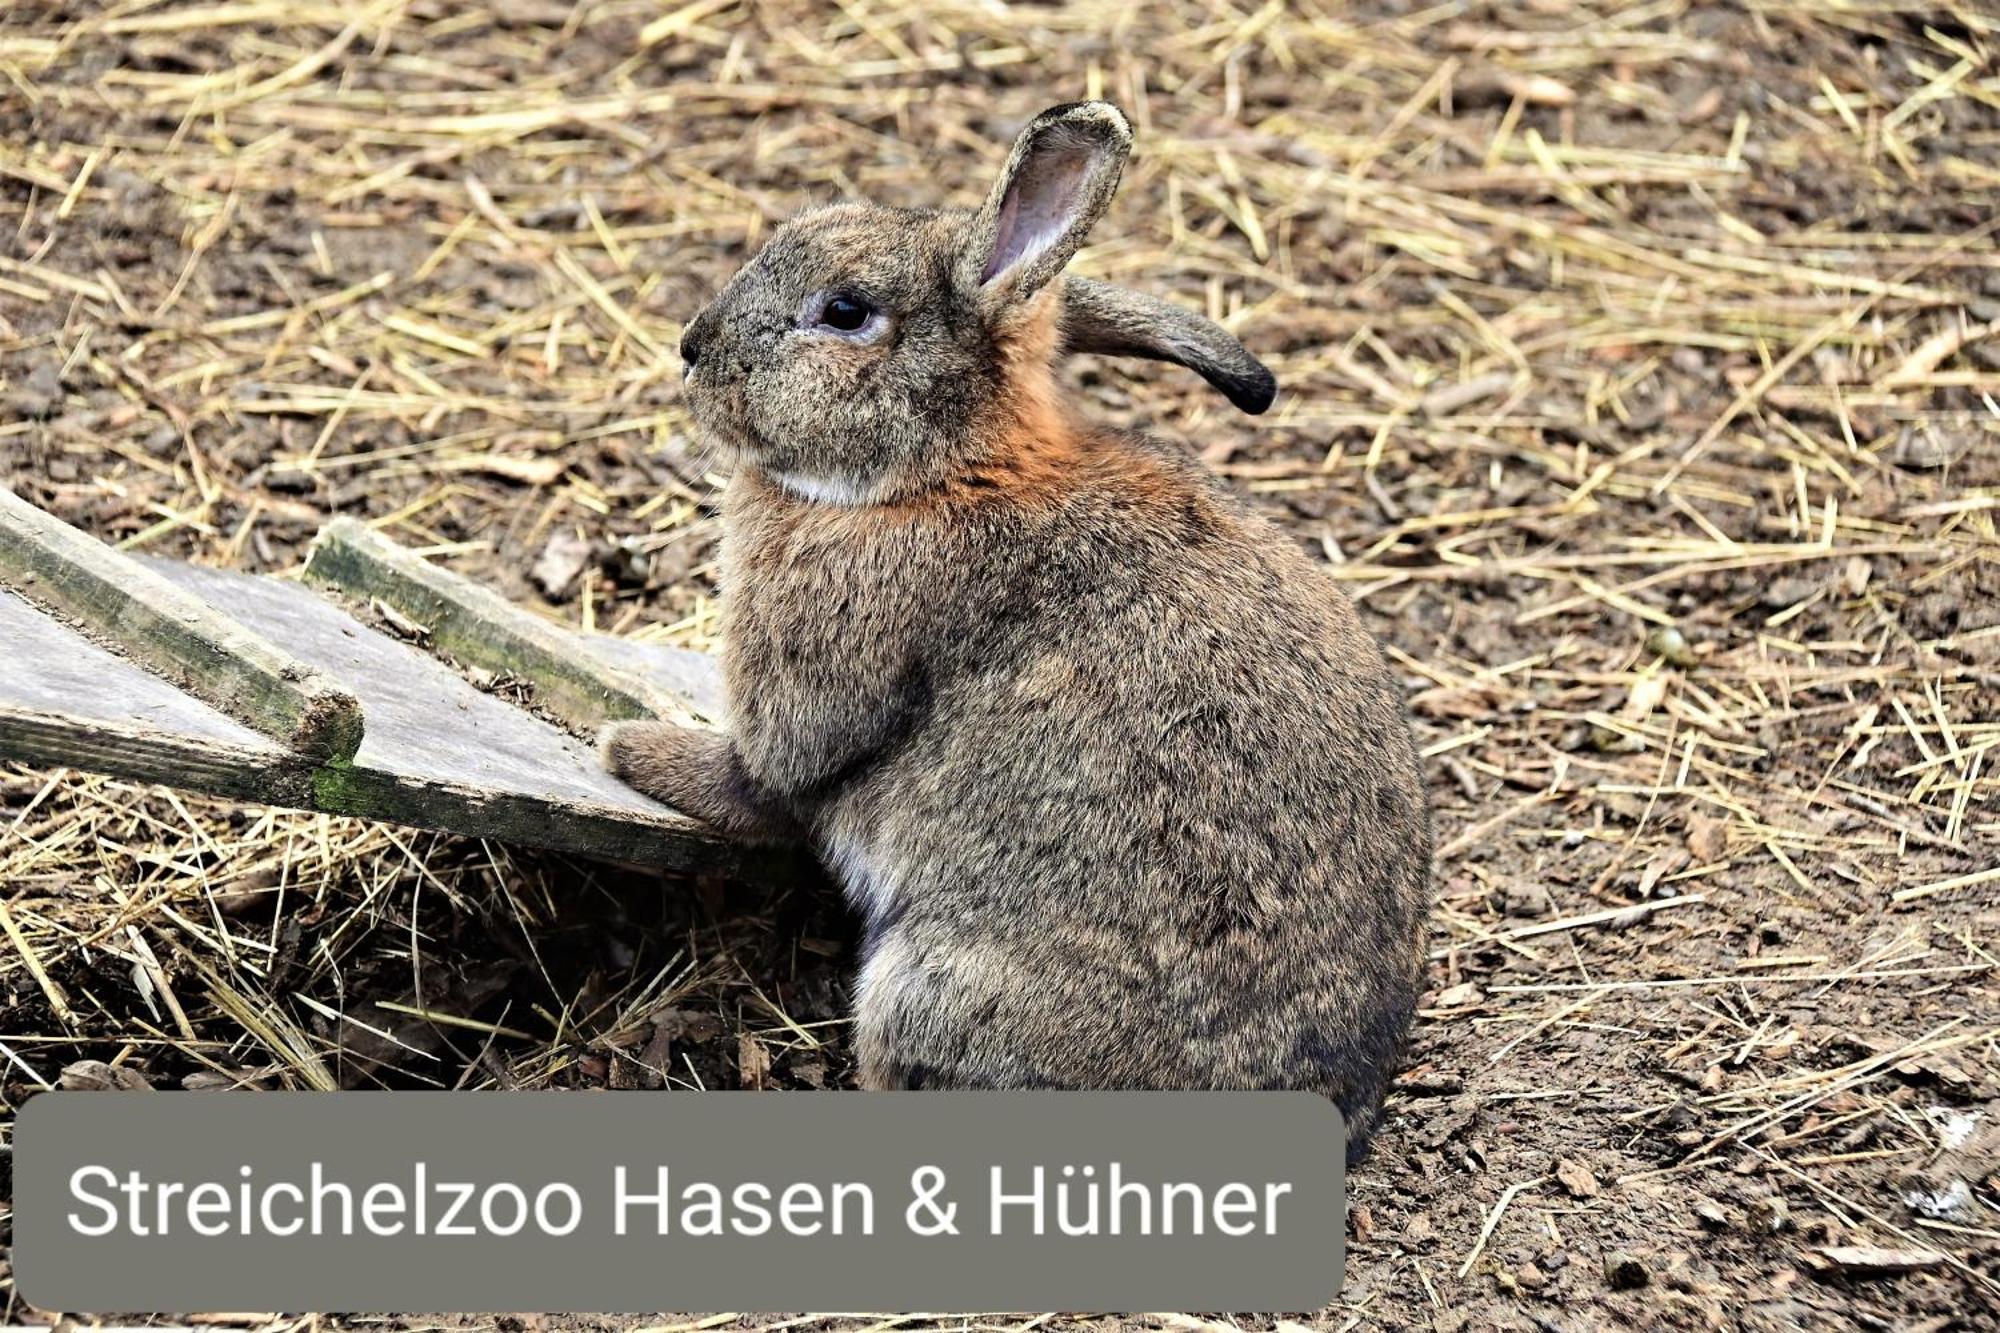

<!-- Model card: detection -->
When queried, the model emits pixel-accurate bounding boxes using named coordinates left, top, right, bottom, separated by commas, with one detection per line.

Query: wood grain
left=0, top=570, right=732, bottom=868
left=303, top=517, right=708, bottom=733
left=0, top=486, right=363, bottom=761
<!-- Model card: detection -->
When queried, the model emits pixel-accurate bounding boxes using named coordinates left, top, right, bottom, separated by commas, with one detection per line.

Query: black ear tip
left=1224, top=365, right=1278, bottom=415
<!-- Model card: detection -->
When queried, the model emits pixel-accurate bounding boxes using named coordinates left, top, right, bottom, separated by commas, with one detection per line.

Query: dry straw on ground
left=2, top=0, right=1998, bottom=1328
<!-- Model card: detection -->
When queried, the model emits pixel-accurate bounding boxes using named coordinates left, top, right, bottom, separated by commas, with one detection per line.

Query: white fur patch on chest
left=772, top=470, right=877, bottom=507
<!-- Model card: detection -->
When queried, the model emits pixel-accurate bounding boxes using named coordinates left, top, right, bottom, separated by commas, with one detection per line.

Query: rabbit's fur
left=605, top=102, right=1431, bottom=1160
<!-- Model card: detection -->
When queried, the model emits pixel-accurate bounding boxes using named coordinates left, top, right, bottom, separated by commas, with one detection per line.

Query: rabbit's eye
left=818, top=295, right=873, bottom=332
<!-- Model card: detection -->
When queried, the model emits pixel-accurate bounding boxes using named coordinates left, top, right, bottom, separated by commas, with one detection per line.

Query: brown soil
left=2, top=2, right=1997, bottom=1330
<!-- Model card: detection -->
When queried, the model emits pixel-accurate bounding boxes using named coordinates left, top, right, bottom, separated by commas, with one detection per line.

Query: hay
left=2, top=0, right=1997, bottom=1326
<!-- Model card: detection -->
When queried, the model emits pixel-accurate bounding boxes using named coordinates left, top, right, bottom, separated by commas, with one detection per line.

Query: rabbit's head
left=677, top=101, right=1275, bottom=505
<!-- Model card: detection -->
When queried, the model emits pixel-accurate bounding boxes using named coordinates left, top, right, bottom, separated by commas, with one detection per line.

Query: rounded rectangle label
left=14, top=1090, right=1345, bottom=1313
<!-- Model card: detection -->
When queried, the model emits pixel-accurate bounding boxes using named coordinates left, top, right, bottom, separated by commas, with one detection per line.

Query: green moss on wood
left=311, top=760, right=368, bottom=815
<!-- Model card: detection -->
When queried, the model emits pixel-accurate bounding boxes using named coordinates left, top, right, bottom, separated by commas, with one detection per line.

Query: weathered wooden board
left=0, top=588, right=298, bottom=805
left=0, top=486, right=363, bottom=760
left=584, top=634, right=724, bottom=720
left=0, top=564, right=731, bottom=868
left=303, top=518, right=709, bottom=730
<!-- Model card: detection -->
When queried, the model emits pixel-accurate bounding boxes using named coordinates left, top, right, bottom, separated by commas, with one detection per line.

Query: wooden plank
left=0, top=487, right=363, bottom=761
left=303, top=518, right=710, bottom=732
left=583, top=633, right=726, bottom=720
left=147, top=561, right=730, bottom=869
left=0, top=569, right=732, bottom=868
left=0, top=588, right=283, bottom=748
left=0, top=703, right=305, bottom=806
left=0, top=586, right=307, bottom=803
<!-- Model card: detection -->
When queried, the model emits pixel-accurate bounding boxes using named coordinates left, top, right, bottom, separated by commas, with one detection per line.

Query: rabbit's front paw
left=599, top=720, right=706, bottom=798
left=600, top=721, right=798, bottom=842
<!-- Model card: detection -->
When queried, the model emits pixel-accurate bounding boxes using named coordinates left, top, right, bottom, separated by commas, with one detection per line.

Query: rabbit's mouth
left=689, top=403, right=799, bottom=483
left=680, top=376, right=759, bottom=458
left=689, top=414, right=758, bottom=468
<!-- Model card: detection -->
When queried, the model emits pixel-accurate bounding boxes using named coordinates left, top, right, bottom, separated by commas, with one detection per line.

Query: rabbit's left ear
left=959, top=102, right=1132, bottom=305
left=1059, top=278, right=1278, bottom=414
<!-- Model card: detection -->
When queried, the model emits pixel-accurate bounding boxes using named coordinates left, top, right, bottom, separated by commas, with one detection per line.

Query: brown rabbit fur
left=604, top=102, right=1432, bottom=1161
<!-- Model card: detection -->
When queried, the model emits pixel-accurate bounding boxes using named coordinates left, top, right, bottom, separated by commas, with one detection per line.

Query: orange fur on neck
left=945, top=290, right=1081, bottom=500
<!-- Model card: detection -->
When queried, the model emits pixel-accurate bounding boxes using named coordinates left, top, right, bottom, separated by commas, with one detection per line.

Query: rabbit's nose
left=680, top=310, right=714, bottom=379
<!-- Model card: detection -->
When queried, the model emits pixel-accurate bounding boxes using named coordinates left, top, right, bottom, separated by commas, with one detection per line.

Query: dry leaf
left=59, top=1059, right=152, bottom=1091
left=737, top=1033, right=772, bottom=1089
left=1687, top=814, right=1726, bottom=864
left=1434, top=981, right=1485, bottom=1008
left=1556, top=1157, right=1600, bottom=1198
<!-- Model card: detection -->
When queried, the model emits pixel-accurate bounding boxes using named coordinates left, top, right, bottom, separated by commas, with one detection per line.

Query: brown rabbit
left=604, top=102, right=1431, bottom=1161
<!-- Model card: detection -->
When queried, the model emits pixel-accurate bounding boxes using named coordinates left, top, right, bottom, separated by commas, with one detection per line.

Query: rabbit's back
left=721, top=430, right=1430, bottom=1153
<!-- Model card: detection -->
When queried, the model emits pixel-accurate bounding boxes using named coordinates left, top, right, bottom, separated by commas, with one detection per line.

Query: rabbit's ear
left=960, top=102, right=1132, bottom=304
left=1060, top=277, right=1278, bottom=414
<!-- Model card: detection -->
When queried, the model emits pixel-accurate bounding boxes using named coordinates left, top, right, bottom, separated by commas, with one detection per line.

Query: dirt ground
left=2, top=0, right=1998, bottom=1329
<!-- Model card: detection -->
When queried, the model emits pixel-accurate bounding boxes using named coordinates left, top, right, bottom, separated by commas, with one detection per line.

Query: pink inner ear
left=981, top=145, right=1090, bottom=285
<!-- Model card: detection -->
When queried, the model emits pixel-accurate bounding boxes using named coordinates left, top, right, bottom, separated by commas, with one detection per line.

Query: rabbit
left=603, top=101, right=1432, bottom=1162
